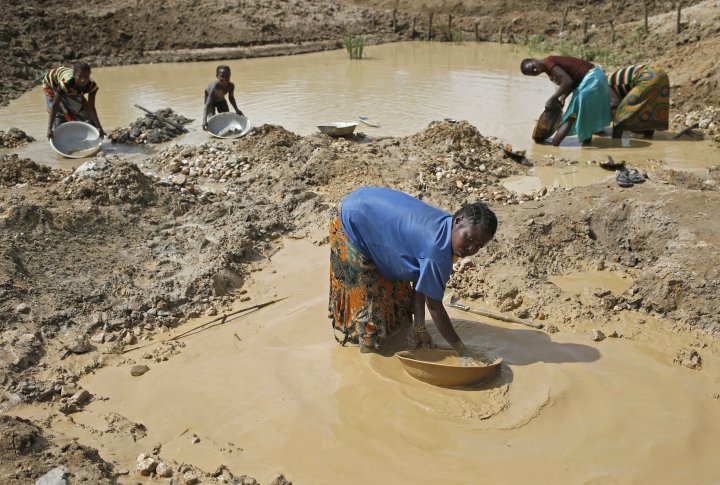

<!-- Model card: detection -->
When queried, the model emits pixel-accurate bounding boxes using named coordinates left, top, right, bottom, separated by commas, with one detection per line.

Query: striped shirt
left=607, top=64, right=646, bottom=97
left=42, top=67, right=99, bottom=97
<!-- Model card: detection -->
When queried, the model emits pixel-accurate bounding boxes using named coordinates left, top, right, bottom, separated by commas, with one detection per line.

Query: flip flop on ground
left=616, top=169, right=634, bottom=188
left=600, top=155, right=626, bottom=171
left=627, top=169, right=646, bottom=183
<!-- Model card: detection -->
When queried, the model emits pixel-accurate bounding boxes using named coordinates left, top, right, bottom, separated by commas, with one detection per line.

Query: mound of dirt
left=60, top=156, right=170, bottom=206
left=109, top=108, right=192, bottom=145
left=0, top=128, right=34, bottom=148
left=0, top=415, right=115, bottom=484
left=654, top=166, right=720, bottom=191
left=400, top=121, right=540, bottom=210
left=0, top=154, right=65, bottom=187
left=449, top=181, right=720, bottom=336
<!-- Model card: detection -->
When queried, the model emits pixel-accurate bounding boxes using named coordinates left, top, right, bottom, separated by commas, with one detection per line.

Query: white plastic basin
left=207, top=113, right=253, bottom=139
left=50, top=121, right=102, bottom=158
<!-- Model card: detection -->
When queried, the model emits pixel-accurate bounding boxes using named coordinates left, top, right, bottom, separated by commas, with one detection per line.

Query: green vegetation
left=343, top=34, right=365, bottom=59
left=523, top=32, right=647, bottom=68
left=450, top=28, right=464, bottom=43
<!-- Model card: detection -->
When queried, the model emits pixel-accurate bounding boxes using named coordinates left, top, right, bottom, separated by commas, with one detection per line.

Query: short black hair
left=454, top=202, right=497, bottom=239
left=520, top=58, right=535, bottom=73
left=73, top=61, right=91, bottom=73
left=216, top=65, right=231, bottom=76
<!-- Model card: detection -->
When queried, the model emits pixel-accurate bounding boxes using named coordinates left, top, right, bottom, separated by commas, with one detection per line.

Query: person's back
left=340, top=187, right=453, bottom=301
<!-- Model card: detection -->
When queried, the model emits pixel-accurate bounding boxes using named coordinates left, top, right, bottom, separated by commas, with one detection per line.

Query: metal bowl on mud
left=395, top=349, right=502, bottom=387
left=532, top=107, right=563, bottom=142
left=50, top=121, right=102, bottom=158
left=317, top=122, right=358, bottom=137
left=207, top=113, right=253, bottom=139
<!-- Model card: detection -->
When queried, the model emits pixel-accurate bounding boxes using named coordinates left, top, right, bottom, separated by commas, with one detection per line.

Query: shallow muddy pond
left=10, top=239, right=720, bottom=484
left=0, top=41, right=717, bottom=175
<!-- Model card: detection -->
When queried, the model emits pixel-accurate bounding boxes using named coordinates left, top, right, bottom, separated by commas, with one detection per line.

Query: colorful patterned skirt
left=562, top=67, right=612, bottom=143
left=328, top=206, right=414, bottom=351
left=613, top=66, right=670, bottom=132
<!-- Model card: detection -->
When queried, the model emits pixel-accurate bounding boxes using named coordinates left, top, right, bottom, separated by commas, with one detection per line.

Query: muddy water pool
left=11, top=239, right=720, bottom=484
left=1, top=41, right=717, bottom=177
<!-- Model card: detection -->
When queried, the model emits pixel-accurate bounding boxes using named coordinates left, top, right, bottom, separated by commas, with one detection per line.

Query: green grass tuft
left=343, top=34, right=365, bottom=59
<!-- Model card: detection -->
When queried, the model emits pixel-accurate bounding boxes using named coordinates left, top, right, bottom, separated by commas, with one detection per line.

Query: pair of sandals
left=617, top=168, right=646, bottom=188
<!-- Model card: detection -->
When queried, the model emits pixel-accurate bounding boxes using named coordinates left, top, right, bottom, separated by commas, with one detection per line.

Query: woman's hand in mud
left=202, top=122, right=208, bottom=131
left=98, top=128, right=106, bottom=138
left=236, top=109, right=244, bottom=117
left=47, top=128, right=54, bottom=139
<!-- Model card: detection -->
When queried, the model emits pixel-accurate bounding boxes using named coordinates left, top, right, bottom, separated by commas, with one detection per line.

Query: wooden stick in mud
left=677, top=1, right=683, bottom=34
left=134, top=104, right=186, bottom=131
left=428, top=12, right=434, bottom=40
left=412, top=16, right=416, bottom=37
left=643, top=0, right=649, bottom=33
left=610, top=19, right=615, bottom=44
left=672, top=122, right=699, bottom=139
left=448, top=298, right=544, bottom=330
left=447, top=13, right=453, bottom=40
left=560, top=6, right=570, bottom=34
left=582, top=17, right=588, bottom=43
left=120, top=297, right=287, bottom=354
left=474, top=22, right=479, bottom=42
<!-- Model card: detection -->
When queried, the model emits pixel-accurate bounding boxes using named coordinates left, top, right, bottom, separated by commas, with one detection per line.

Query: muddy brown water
left=10, top=239, right=720, bottom=483
left=1, top=41, right=717, bottom=181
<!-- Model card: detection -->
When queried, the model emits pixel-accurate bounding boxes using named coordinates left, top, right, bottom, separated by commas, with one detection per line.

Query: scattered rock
left=0, top=127, right=35, bottom=148
left=674, top=348, right=702, bottom=369
left=183, top=470, right=200, bottom=484
left=15, top=302, right=31, bottom=314
left=35, top=466, right=68, bottom=485
left=70, top=389, right=92, bottom=406
left=136, top=453, right=157, bottom=476
left=156, top=461, right=173, bottom=478
left=130, top=364, right=150, bottom=376
left=65, top=336, right=92, bottom=354
left=588, top=329, right=606, bottom=342
left=109, top=108, right=192, bottom=145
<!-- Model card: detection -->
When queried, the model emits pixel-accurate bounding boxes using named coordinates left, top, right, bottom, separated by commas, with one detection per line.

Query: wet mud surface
left=2, top=0, right=720, bottom=483
left=1, top=121, right=719, bottom=482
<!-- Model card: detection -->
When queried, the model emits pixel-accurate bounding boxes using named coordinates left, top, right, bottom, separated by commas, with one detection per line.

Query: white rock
left=156, top=461, right=173, bottom=478
left=35, top=466, right=68, bottom=485
left=136, top=455, right=157, bottom=476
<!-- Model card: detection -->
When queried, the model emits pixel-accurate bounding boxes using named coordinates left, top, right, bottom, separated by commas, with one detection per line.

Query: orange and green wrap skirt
left=612, top=65, right=670, bottom=132
left=328, top=206, right=414, bottom=351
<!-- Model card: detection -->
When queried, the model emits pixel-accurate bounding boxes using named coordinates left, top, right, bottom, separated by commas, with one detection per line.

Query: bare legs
left=552, top=118, right=592, bottom=146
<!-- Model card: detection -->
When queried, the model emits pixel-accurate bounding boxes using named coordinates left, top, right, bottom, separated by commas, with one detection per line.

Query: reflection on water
left=0, top=41, right=717, bottom=171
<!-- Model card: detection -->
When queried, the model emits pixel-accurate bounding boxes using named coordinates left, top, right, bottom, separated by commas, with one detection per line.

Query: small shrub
left=343, top=34, right=365, bottom=59
left=450, top=28, right=464, bottom=43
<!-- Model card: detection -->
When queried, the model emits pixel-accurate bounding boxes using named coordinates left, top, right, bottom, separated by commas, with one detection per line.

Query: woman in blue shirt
left=329, top=187, right=497, bottom=359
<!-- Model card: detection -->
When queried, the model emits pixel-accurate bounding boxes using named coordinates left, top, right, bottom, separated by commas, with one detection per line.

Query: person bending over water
left=521, top=55, right=611, bottom=146
left=607, top=64, right=670, bottom=139
left=202, top=65, right=244, bottom=131
left=328, top=186, right=497, bottom=362
left=43, top=62, right=105, bottom=139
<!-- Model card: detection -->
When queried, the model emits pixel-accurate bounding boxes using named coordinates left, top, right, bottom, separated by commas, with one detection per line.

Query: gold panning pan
left=532, top=107, right=563, bottom=142
left=395, top=349, right=502, bottom=387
